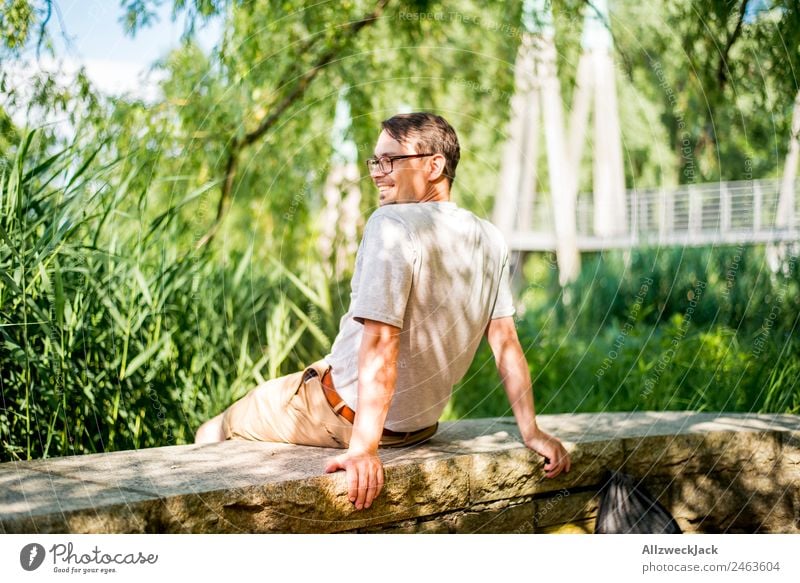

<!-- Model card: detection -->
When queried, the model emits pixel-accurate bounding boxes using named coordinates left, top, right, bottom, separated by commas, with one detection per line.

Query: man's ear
left=427, top=154, right=446, bottom=182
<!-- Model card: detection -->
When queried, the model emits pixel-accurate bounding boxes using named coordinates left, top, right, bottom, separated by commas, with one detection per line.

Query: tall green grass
left=0, top=131, right=338, bottom=461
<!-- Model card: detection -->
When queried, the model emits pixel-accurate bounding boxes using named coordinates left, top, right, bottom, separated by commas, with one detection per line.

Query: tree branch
left=196, top=0, right=391, bottom=249
left=241, top=0, right=390, bottom=149
left=35, top=0, right=52, bottom=59
left=195, top=147, right=238, bottom=249
left=717, top=0, right=748, bottom=89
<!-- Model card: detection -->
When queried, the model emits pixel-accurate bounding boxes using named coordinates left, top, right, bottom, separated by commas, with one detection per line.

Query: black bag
left=595, top=471, right=682, bottom=534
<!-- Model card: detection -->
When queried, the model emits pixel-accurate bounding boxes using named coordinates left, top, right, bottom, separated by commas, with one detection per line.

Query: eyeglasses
left=366, top=153, right=435, bottom=175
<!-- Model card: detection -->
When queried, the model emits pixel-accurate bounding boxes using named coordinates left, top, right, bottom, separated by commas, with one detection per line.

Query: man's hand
left=324, top=450, right=385, bottom=510
left=524, top=428, right=571, bottom=479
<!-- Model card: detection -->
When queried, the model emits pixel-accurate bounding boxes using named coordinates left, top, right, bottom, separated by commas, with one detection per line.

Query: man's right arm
left=484, top=316, right=571, bottom=478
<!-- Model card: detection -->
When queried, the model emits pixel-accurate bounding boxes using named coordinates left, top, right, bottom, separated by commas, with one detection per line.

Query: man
left=196, top=112, right=571, bottom=512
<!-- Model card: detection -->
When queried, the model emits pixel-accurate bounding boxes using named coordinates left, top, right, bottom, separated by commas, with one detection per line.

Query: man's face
left=370, top=130, right=429, bottom=206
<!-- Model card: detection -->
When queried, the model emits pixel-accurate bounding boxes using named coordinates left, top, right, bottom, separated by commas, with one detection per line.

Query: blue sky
left=51, top=1, right=219, bottom=64
left=44, top=0, right=220, bottom=97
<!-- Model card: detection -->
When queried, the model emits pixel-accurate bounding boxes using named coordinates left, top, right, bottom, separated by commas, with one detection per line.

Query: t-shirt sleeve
left=491, top=247, right=516, bottom=319
left=351, top=214, right=416, bottom=328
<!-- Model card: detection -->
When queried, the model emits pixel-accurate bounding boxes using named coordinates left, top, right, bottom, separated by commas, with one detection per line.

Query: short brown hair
left=381, top=112, right=461, bottom=186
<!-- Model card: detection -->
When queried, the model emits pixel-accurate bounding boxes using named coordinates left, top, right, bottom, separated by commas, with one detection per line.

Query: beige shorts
left=221, top=360, right=438, bottom=449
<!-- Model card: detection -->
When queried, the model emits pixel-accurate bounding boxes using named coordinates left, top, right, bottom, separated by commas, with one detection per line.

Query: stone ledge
left=1, top=412, right=798, bottom=533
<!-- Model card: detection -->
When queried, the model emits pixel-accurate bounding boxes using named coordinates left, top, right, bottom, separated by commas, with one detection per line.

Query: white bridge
left=492, top=1, right=800, bottom=284
left=508, top=178, right=800, bottom=252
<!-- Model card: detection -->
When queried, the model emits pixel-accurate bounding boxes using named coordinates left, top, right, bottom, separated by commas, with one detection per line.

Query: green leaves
left=4, top=1, right=800, bottom=462
left=450, top=245, right=800, bottom=420
left=0, top=0, right=35, bottom=50
left=0, top=128, right=346, bottom=460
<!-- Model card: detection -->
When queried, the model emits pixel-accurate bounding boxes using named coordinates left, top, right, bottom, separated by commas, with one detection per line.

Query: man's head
left=368, top=112, right=460, bottom=206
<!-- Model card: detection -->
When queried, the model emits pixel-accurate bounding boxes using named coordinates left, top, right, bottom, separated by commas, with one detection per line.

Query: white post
left=688, top=186, right=702, bottom=236
left=495, top=35, right=536, bottom=235
left=538, top=32, right=580, bottom=285
left=754, top=182, right=763, bottom=232
left=566, top=55, right=592, bottom=201
left=582, top=0, right=627, bottom=237
left=592, top=49, right=627, bottom=236
left=721, top=183, right=731, bottom=233
left=662, top=189, right=674, bottom=239
left=518, top=54, right=542, bottom=232
left=777, top=89, right=800, bottom=229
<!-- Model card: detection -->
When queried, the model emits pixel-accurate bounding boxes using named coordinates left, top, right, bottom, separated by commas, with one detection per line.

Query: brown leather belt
left=319, top=368, right=356, bottom=423
left=318, top=368, right=412, bottom=438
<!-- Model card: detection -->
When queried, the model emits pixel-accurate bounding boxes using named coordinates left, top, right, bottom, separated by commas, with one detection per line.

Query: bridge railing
left=513, top=179, right=799, bottom=251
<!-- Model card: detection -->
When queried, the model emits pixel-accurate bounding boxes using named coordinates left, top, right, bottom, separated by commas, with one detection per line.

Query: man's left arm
left=485, top=316, right=571, bottom=478
left=324, top=318, right=399, bottom=510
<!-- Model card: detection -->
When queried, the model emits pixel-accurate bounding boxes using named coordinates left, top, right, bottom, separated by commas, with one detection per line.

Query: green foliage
left=0, top=0, right=35, bottom=50
left=448, top=246, right=800, bottom=420
left=553, top=245, right=799, bottom=333
left=139, top=0, right=524, bottom=248
left=612, top=0, right=800, bottom=185
left=2, top=1, right=800, bottom=460
left=451, top=317, right=799, bottom=418
left=0, top=131, right=339, bottom=461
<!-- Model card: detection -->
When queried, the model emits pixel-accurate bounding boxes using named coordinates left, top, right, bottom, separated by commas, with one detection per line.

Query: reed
left=0, top=131, right=337, bottom=461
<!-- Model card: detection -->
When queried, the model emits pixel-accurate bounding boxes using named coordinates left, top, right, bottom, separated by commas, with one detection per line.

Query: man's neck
left=417, top=184, right=451, bottom=203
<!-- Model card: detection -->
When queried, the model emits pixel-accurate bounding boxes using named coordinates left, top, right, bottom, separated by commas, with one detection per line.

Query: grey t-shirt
left=324, top=201, right=515, bottom=432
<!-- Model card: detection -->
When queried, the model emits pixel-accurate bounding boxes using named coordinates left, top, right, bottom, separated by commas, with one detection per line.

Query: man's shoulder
left=363, top=207, right=414, bottom=238
left=367, top=202, right=472, bottom=226
left=365, top=203, right=507, bottom=251
left=363, top=205, right=429, bottom=239
left=366, top=205, right=410, bottom=223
